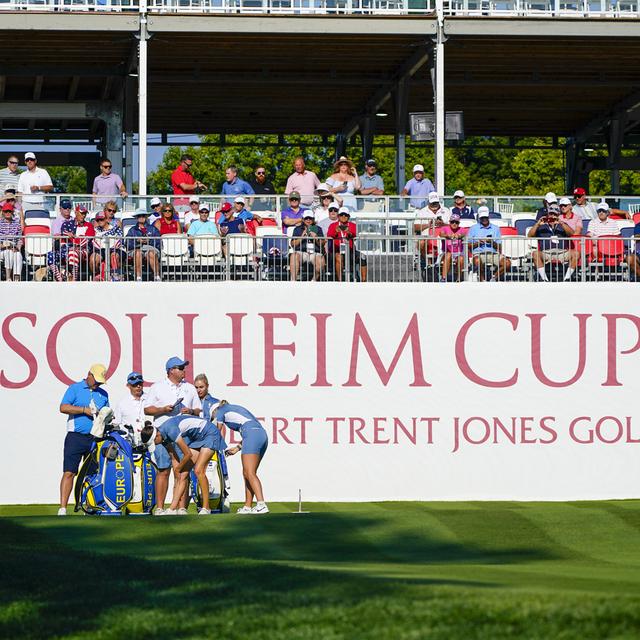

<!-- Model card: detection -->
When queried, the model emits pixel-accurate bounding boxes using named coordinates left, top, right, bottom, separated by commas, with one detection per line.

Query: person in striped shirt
left=91, top=211, right=124, bottom=280
left=0, top=201, right=23, bottom=280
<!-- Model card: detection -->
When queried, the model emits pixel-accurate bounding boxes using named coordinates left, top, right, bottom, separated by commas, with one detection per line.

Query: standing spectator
left=437, top=213, right=468, bottom=282
left=572, top=188, right=598, bottom=221
left=144, top=356, right=202, bottom=515
left=536, top=192, right=558, bottom=219
left=528, top=207, right=578, bottom=282
left=285, top=157, right=320, bottom=207
left=467, top=209, right=510, bottom=281
left=451, top=190, right=475, bottom=219
left=0, top=155, right=21, bottom=191
left=318, top=201, right=339, bottom=235
left=57, top=363, right=109, bottom=516
left=558, top=197, right=583, bottom=235
left=171, top=154, right=205, bottom=206
left=359, top=159, right=384, bottom=196
left=91, top=211, right=124, bottom=281
left=248, top=165, right=276, bottom=211
left=92, top=158, right=127, bottom=205
left=280, top=192, right=307, bottom=233
left=327, top=208, right=367, bottom=282
left=221, top=165, right=254, bottom=200
left=586, top=203, right=620, bottom=237
left=52, top=199, right=74, bottom=236
left=401, top=164, right=436, bottom=209
left=290, top=213, right=325, bottom=281
left=155, top=204, right=182, bottom=236
left=125, top=209, right=161, bottom=281
left=17, top=152, right=53, bottom=209
left=0, top=202, right=23, bottom=281
left=183, top=196, right=201, bottom=231
left=326, top=156, right=361, bottom=212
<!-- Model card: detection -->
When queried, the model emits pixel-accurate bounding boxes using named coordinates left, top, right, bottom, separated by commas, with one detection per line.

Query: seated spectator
left=327, top=208, right=367, bottom=282
left=626, top=218, right=640, bottom=279
left=318, top=202, right=339, bottom=236
left=359, top=159, right=384, bottom=196
left=91, top=211, right=124, bottom=281
left=536, top=192, right=558, bottom=219
left=2, top=186, right=23, bottom=226
left=414, top=193, right=452, bottom=269
left=101, top=200, right=122, bottom=229
left=154, top=204, right=182, bottom=236
left=467, top=209, right=510, bottom=281
left=290, top=213, right=325, bottom=281
left=125, top=209, right=161, bottom=282
left=233, top=196, right=261, bottom=224
left=218, top=207, right=246, bottom=236
left=285, top=156, right=320, bottom=207
left=313, top=190, right=339, bottom=226
left=148, top=197, right=163, bottom=224
left=187, top=204, right=219, bottom=240
left=437, top=213, right=468, bottom=282
left=281, top=192, right=308, bottom=233
left=528, top=206, right=578, bottom=282
left=572, top=188, right=597, bottom=221
left=326, top=156, right=360, bottom=211
left=221, top=165, right=254, bottom=201
left=47, top=206, right=95, bottom=282
left=586, top=203, right=620, bottom=237
left=401, top=164, right=436, bottom=209
left=451, top=190, right=475, bottom=219
left=52, top=199, right=74, bottom=237
left=183, top=196, right=201, bottom=231
left=558, top=197, right=583, bottom=235
left=0, top=202, right=23, bottom=281
left=214, top=202, right=233, bottom=225
left=312, top=183, right=342, bottom=214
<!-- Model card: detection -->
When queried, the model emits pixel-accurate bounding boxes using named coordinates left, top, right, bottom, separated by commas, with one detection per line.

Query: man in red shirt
left=327, top=207, right=367, bottom=282
left=171, top=154, right=205, bottom=206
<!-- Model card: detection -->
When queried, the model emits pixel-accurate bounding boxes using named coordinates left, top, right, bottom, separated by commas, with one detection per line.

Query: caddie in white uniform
left=113, top=371, right=147, bottom=445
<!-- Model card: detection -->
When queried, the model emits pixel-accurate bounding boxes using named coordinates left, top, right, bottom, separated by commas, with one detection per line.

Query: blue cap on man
left=127, top=371, right=144, bottom=385
left=165, top=356, right=189, bottom=371
left=60, top=199, right=73, bottom=209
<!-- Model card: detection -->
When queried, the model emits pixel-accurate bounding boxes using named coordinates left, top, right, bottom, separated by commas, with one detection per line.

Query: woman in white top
left=326, top=156, right=361, bottom=212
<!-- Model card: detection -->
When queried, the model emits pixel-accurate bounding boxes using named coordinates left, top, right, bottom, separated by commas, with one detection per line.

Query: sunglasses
left=162, top=208, right=173, bottom=213
left=172, top=365, right=186, bottom=371
left=338, top=213, right=349, bottom=217
left=129, top=381, right=143, bottom=386
left=106, top=208, right=116, bottom=213
left=450, top=221, right=460, bottom=225
left=8, top=161, right=18, bottom=165
left=25, top=158, right=36, bottom=162
left=256, top=171, right=265, bottom=175
left=184, top=163, right=193, bottom=168
left=102, top=165, right=112, bottom=169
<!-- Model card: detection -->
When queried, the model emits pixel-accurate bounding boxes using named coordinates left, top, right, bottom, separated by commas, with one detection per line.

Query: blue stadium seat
left=515, top=219, right=535, bottom=236
left=24, top=209, right=50, bottom=220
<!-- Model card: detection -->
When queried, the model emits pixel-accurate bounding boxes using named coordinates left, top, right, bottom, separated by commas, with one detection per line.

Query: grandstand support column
left=433, top=0, right=445, bottom=195
left=125, top=133, right=134, bottom=194
left=86, top=102, right=124, bottom=178
left=565, top=138, right=581, bottom=194
left=335, top=133, right=347, bottom=160
left=394, top=78, right=409, bottom=194
left=606, top=114, right=624, bottom=195
left=359, top=114, right=375, bottom=162
left=138, top=1, right=149, bottom=196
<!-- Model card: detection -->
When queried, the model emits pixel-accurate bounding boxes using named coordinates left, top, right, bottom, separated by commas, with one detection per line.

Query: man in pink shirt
left=284, top=157, right=319, bottom=207
left=437, top=212, right=468, bottom=282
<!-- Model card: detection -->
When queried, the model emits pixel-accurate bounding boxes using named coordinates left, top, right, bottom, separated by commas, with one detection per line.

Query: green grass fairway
left=2, top=502, right=640, bottom=639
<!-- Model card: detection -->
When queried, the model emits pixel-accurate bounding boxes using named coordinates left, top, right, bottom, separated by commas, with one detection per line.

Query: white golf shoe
left=236, top=505, right=253, bottom=515
left=177, top=508, right=188, bottom=516
left=164, top=508, right=178, bottom=516
left=153, top=508, right=165, bottom=516
left=57, top=507, right=67, bottom=516
left=251, top=502, right=269, bottom=515
left=198, top=508, right=211, bottom=515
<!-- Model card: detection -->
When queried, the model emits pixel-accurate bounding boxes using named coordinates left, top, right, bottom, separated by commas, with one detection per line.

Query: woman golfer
left=214, top=401, right=269, bottom=515
left=141, top=415, right=226, bottom=515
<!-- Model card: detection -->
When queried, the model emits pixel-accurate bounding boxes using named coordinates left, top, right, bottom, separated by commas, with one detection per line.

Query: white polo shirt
left=17, top=167, right=52, bottom=208
left=114, top=392, right=147, bottom=429
left=143, top=377, right=201, bottom=428
left=587, top=217, right=619, bottom=237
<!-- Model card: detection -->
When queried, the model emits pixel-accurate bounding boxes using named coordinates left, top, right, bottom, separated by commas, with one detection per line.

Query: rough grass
left=1, top=501, right=640, bottom=639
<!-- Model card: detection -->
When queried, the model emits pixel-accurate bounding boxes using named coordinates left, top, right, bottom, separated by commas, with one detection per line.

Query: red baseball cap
left=573, top=187, right=586, bottom=196
left=2, top=201, right=14, bottom=211
left=220, top=202, right=232, bottom=213
left=95, top=211, right=106, bottom=220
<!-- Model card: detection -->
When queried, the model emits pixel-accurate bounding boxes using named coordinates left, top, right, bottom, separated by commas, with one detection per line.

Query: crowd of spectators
left=0, top=151, right=638, bottom=283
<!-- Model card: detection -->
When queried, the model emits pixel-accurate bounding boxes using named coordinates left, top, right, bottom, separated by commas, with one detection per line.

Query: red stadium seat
left=500, top=226, right=518, bottom=236
left=24, top=225, right=51, bottom=236
left=633, top=212, right=640, bottom=225
left=597, top=236, right=626, bottom=267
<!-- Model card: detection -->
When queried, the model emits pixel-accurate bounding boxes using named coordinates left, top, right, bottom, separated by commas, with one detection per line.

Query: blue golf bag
left=189, top=450, right=230, bottom=513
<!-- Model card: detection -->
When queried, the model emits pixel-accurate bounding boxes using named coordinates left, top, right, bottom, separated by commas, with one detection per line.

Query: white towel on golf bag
left=91, top=407, right=115, bottom=438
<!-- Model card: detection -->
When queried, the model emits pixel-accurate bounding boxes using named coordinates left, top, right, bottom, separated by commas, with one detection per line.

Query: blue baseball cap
left=60, top=199, right=72, bottom=209
left=127, top=371, right=144, bottom=385
left=165, top=356, right=189, bottom=371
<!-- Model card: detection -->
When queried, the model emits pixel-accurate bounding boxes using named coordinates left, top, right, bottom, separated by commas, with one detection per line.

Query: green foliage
left=48, top=166, right=87, bottom=194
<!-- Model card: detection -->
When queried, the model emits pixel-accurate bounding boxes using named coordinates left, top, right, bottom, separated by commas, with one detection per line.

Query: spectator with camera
left=327, top=207, right=367, bottom=282
left=290, top=213, right=325, bottom=281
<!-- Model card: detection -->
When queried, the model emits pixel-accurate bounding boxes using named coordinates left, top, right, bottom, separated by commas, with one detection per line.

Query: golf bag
left=189, top=450, right=231, bottom=513
left=126, top=452, right=157, bottom=515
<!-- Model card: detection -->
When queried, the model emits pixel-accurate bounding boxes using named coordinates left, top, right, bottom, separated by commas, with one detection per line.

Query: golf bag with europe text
left=189, top=449, right=231, bottom=513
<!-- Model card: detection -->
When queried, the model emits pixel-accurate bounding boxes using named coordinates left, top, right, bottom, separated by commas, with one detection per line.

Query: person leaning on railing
left=0, top=201, right=23, bottom=281
left=125, top=209, right=162, bottom=282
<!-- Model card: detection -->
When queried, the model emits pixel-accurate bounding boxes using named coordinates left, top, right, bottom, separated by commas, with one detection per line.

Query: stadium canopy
left=0, top=8, right=639, bottom=192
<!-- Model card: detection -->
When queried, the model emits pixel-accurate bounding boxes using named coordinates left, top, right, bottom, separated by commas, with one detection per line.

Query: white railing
left=443, top=0, right=640, bottom=16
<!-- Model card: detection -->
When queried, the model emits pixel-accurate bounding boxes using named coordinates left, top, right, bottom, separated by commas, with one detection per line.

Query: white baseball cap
left=597, top=201, right=610, bottom=212
left=328, top=202, right=339, bottom=211
left=559, top=197, right=571, bottom=206
left=428, top=191, right=440, bottom=205
left=412, top=164, right=425, bottom=173
left=544, top=192, right=558, bottom=204
left=189, top=195, right=200, bottom=204
left=199, top=204, right=210, bottom=212
left=150, top=197, right=162, bottom=207
left=338, top=206, right=351, bottom=216
left=24, top=152, right=36, bottom=161
left=477, top=206, right=490, bottom=218
left=453, top=190, right=465, bottom=199
left=234, top=196, right=246, bottom=205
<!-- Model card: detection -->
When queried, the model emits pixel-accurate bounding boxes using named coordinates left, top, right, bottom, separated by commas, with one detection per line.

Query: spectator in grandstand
left=91, top=211, right=124, bottom=281
left=92, top=158, right=127, bottom=204
left=312, top=183, right=343, bottom=213
left=467, top=208, right=511, bottom=281
left=437, top=212, right=467, bottom=282
left=17, top=152, right=53, bottom=209
left=281, top=191, right=308, bottom=233
left=47, top=205, right=94, bottom=282
left=285, top=156, right=320, bottom=207
left=214, top=201, right=232, bottom=225
left=101, top=200, right=122, bottom=229
left=194, top=373, right=219, bottom=422
left=290, top=213, right=325, bottom=281
left=413, top=192, right=451, bottom=234
left=183, top=196, right=201, bottom=231
left=187, top=204, right=219, bottom=244
left=221, top=165, right=255, bottom=201
left=401, top=164, right=436, bottom=209
left=359, top=159, right=385, bottom=196
left=528, top=206, right=579, bottom=282
left=318, top=201, right=339, bottom=235
left=586, top=203, right=620, bottom=237
left=57, top=363, right=109, bottom=516
left=0, top=155, right=21, bottom=191
left=211, top=399, right=269, bottom=515
left=171, top=154, right=206, bottom=205
left=2, top=186, right=23, bottom=226
left=113, top=372, right=146, bottom=433
left=327, top=208, right=367, bottom=282
left=451, top=190, right=475, bottom=219
left=52, top=199, right=74, bottom=236
left=144, top=356, right=202, bottom=515
left=558, top=197, right=583, bottom=235
left=218, top=207, right=246, bottom=256
left=149, top=196, right=163, bottom=223
left=326, top=156, right=361, bottom=211
left=155, top=203, right=182, bottom=236
left=572, top=188, right=598, bottom=221
left=0, top=202, right=23, bottom=281
left=536, top=192, right=558, bottom=219
left=125, top=209, right=161, bottom=282
left=312, top=191, right=339, bottom=226
left=248, top=165, right=276, bottom=212
left=233, top=196, right=261, bottom=224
